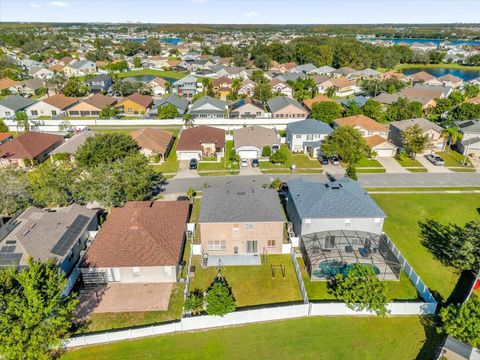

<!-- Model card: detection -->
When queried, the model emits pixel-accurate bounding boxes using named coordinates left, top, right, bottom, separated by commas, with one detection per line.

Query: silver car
left=426, top=154, right=445, bottom=166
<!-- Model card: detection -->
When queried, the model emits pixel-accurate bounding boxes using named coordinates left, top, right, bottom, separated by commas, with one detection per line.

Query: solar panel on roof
left=0, top=253, right=22, bottom=266
left=0, top=246, right=15, bottom=253
left=50, top=215, right=90, bottom=256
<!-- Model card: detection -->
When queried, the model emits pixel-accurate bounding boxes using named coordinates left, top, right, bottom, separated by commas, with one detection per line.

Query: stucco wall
left=86, top=266, right=177, bottom=283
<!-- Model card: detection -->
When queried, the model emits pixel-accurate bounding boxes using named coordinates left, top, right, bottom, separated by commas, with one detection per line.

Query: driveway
left=323, top=163, right=346, bottom=177
left=76, top=283, right=173, bottom=316
left=416, top=155, right=452, bottom=173
left=174, top=160, right=200, bottom=179
left=239, top=163, right=262, bottom=175
left=376, top=157, right=409, bottom=174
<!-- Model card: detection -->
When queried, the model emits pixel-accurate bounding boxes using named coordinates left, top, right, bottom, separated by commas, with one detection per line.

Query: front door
left=246, top=241, right=258, bottom=254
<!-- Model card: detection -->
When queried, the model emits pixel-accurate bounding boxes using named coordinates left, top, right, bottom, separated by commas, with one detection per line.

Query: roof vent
left=29, top=222, right=36, bottom=229
left=22, top=229, right=30, bottom=236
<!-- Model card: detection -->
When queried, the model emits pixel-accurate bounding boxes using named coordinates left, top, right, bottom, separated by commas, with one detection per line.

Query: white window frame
left=245, top=223, right=254, bottom=231
left=233, top=224, right=240, bottom=232
left=207, top=240, right=226, bottom=251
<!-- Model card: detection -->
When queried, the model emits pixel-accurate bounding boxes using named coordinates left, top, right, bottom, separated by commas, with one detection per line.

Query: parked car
left=241, top=159, right=249, bottom=167
left=329, top=155, right=340, bottom=166
left=189, top=158, right=198, bottom=170
left=252, top=159, right=259, bottom=168
left=426, top=154, right=445, bottom=166
left=317, top=154, right=329, bottom=165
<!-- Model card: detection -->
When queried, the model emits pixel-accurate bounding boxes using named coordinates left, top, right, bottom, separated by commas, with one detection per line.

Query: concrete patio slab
left=207, top=255, right=262, bottom=267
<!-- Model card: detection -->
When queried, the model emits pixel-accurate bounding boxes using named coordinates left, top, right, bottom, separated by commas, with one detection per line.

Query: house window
left=132, top=267, right=140, bottom=276
left=245, top=223, right=254, bottom=231
left=267, top=240, right=276, bottom=247
left=295, top=135, right=302, bottom=139
left=233, top=224, right=240, bottom=232
left=51, top=110, right=57, bottom=116
left=345, top=219, right=351, bottom=228
left=306, top=134, right=313, bottom=140
left=208, top=241, right=226, bottom=251
left=31, top=110, right=38, bottom=116
left=5, top=112, right=11, bottom=117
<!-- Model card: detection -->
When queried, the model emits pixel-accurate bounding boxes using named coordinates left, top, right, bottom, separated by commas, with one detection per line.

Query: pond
left=401, top=67, right=480, bottom=81
left=124, top=75, right=177, bottom=83
left=132, top=37, right=182, bottom=45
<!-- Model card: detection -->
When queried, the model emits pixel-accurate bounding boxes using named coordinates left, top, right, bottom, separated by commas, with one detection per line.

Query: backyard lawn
left=117, top=69, right=187, bottom=80
left=371, top=193, right=480, bottom=302
left=298, top=258, right=419, bottom=301
left=63, top=316, right=441, bottom=360
left=81, top=283, right=185, bottom=333
left=189, top=255, right=302, bottom=307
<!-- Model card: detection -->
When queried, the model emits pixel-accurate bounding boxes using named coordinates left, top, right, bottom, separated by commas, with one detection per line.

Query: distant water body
left=364, top=37, right=480, bottom=46
left=132, top=37, right=182, bottom=45
left=401, top=67, right=480, bottom=81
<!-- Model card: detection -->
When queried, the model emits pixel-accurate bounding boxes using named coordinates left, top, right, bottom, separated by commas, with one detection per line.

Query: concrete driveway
left=417, top=155, right=452, bottom=173
left=174, top=160, right=200, bottom=179
left=376, top=157, right=409, bottom=173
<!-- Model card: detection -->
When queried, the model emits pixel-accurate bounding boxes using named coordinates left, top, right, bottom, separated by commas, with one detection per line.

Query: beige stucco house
left=388, top=118, right=446, bottom=152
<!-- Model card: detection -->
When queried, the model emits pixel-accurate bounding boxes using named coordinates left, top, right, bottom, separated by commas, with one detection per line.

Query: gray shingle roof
left=151, top=94, right=189, bottom=114
left=286, top=119, right=333, bottom=135
left=456, top=120, right=480, bottom=133
left=70, top=60, right=95, bottom=70
left=0, top=95, right=37, bottom=111
left=267, top=96, right=304, bottom=113
left=390, top=118, right=444, bottom=133
left=190, top=96, right=226, bottom=112
left=50, top=131, right=95, bottom=155
left=173, top=74, right=197, bottom=86
left=199, top=185, right=285, bottom=223
left=287, top=177, right=385, bottom=219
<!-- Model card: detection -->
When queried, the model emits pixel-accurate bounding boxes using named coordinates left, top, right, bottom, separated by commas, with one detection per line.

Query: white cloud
left=29, top=2, right=40, bottom=8
left=48, top=1, right=68, bottom=8
left=244, top=10, right=259, bottom=17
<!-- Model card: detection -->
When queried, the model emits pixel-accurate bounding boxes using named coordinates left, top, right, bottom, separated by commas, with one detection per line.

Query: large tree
left=0, top=258, right=78, bottom=360
left=205, top=277, right=236, bottom=317
left=0, top=119, right=8, bottom=132
left=439, top=298, right=480, bottom=348
left=330, top=263, right=388, bottom=316
left=310, top=101, right=343, bottom=124
left=0, top=166, right=29, bottom=215
left=385, top=97, right=423, bottom=122
left=321, top=126, right=370, bottom=179
left=402, top=124, right=429, bottom=157
left=75, top=133, right=139, bottom=168
left=62, top=77, right=89, bottom=97
left=144, top=38, right=162, bottom=56
left=361, top=99, right=384, bottom=122
left=13, top=111, right=29, bottom=131
left=253, top=81, right=273, bottom=103
left=157, top=104, right=179, bottom=119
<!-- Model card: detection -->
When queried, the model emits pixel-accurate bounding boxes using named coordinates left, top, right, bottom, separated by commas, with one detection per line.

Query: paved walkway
left=416, top=155, right=452, bottom=173
left=376, top=157, right=409, bottom=173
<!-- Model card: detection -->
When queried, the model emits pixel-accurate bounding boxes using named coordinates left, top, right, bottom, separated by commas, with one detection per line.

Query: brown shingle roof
left=303, top=95, right=333, bottom=111
left=0, top=78, right=20, bottom=90
left=176, top=125, right=225, bottom=151
left=82, top=201, right=190, bottom=268
left=365, top=135, right=390, bottom=148
left=119, top=93, right=153, bottom=108
left=83, top=93, right=117, bottom=109
left=409, top=71, right=435, bottom=82
left=48, top=64, right=65, bottom=72
left=335, top=115, right=387, bottom=132
left=0, top=131, right=63, bottom=160
left=131, top=128, right=174, bottom=155
left=0, top=133, right=12, bottom=142
left=330, top=77, right=355, bottom=88
left=42, top=94, right=78, bottom=110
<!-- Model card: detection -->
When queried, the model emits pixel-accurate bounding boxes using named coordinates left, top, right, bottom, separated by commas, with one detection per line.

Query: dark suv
left=189, top=158, right=198, bottom=170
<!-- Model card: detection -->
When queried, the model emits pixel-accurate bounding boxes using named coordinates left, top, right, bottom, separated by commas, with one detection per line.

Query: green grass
left=261, top=169, right=323, bottom=174
left=372, top=193, right=480, bottom=302
left=81, top=283, right=185, bottom=333
left=62, top=316, right=441, bottom=360
left=198, top=170, right=240, bottom=176
left=395, top=156, right=423, bottom=168
left=189, top=197, right=201, bottom=223
left=396, top=63, right=480, bottom=72
left=436, top=151, right=472, bottom=168
left=298, top=259, right=418, bottom=301
left=150, top=133, right=180, bottom=174
left=365, top=186, right=480, bottom=192
left=189, top=255, right=302, bottom=307
left=406, top=168, right=429, bottom=172
left=450, top=168, right=477, bottom=172
left=356, top=158, right=383, bottom=168
left=197, top=141, right=239, bottom=171
left=357, top=168, right=386, bottom=173
left=117, top=69, right=187, bottom=80
left=259, top=146, right=321, bottom=170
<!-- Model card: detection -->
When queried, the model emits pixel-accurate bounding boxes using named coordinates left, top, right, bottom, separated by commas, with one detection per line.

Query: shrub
left=262, top=145, right=271, bottom=157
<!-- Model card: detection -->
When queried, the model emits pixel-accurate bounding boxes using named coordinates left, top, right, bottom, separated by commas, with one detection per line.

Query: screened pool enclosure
left=300, top=230, right=401, bottom=281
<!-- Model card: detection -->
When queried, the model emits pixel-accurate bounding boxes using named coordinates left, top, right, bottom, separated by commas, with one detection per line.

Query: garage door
left=238, top=150, right=258, bottom=159
left=177, top=151, right=201, bottom=160
left=375, top=149, right=395, bottom=157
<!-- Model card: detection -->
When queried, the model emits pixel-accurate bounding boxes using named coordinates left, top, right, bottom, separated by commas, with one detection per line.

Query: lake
left=124, top=75, right=178, bottom=83
left=401, top=67, right=480, bottom=81
left=365, top=37, right=480, bottom=46
left=132, top=37, right=182, bottom=45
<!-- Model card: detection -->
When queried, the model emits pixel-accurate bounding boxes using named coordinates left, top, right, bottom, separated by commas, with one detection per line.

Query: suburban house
left=0, top=78, right=20, bottom=94
left=408, top=71, right=441, bottom=85
left=365, top=135, right=397, bottom=158
left=198, top=185, right=286, bottom=263
left=176, top=125, right=225, bottom=160
left=332, top=67, right=358, bottom=78
left=0, top=204, right=98, bottom=275
left=334, top=115, right=389, bottom=138
left=212, top=76, right=232, bottom=100
left=67, top=94, right=117, bottom=117
left=330, top=77, right=357, bottom=97
left=388, top=118, right=446, bottom=151
left=17, top=78, right=44, bottom=96
left=312, top=65, right=336, bottom=76
left=0, top=95, right=37, bottom=119
left=0, top=131, right=64, bottom=167
left=269, top=79, right=293, bottom=98
left=351, top=68, right=382, bottom=80
left=50, top=130, right=95, bottom=159
left=116, top=93, right=153, bottom=115
left=238, top=79, right=256, bottom=97
left=229, top=98, right=267, bottom=119
left=131, top=128, right=174, bottom=161
left=303, top=95, right=334, bottom=112
left=26, top=94, right=78, bottom=118
left=267, top=96, right=308, bottom=119
left=437, top=74, right=463, bottom=88
left=286, top=118, right=333, bottom=155
left=312, top=74, right=334, bottom=94
left=147, top=77, right=169, bottom=97
left=189, top=96, right=227, bottom=119
left=291, top=63, right=318, bottom=75
left=0, top=132, right=13, bottom=145
left=85, top=74, right=113, bottom=93
left=64, top=60, right=96, bottom=77
left=233, top=125, right=280, bottom=159
left=149, top=94, right=189, bottom=116
left=81, top=201, right=190, bottom=284
left=172, top=75, right=199, bottom=99
left=456, top=120, right=480, bottom=156
left=29, top=67, right=54, bottom=80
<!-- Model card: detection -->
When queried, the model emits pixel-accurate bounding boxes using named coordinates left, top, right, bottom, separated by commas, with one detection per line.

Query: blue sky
left=1, top=0, right=479, bottom=24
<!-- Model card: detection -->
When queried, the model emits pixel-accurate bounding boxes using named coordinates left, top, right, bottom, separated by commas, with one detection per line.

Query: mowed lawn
left=189, top=255, right=302, bottom=307
left=371, top=193, right=480, bottom=301
left=62, top=316, right=440, bottom=360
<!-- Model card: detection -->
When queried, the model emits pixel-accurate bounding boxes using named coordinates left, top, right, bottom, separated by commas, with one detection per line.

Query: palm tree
left=13, top=111, right=29, bottom=132
left=441, top=127, right=463, bottom=153
left=183, top=113, right=194, bottom=128
left=232, top=78, right=241, bottom=94
left=326, top=87, right=335, bottom=99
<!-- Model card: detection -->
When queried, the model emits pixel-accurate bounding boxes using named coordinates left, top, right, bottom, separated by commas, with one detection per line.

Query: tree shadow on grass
left=415, top=315, right=445, bottom=360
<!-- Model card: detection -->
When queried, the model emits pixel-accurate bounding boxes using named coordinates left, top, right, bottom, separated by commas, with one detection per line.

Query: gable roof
left=330, top=76, right=356, bottom=88
left=334, top=115, right=387, bottom=132
left=0, top=78, right=20, bottom=90
left=233, top=125, right=279, bottom=149
left=311, top=74, right=332, bottom=85
left=229, top=98, right=265, bottom=112
left=0, top=131, right=64, bottom=160
left=314, top=65, right=336, bottom=74
left=176, top=125, right=225, bottom=151
left=287, top=177, right=385, bottom=219
left=365, top=135, right=393, bottom=148
left=150, top=77, right=169, bottom=87
left=152, top=94, right=189, bottom=114
left=0, top=95, right=37, bottom=111
left=390, top=117, right=444, bottom=133
left=119, top=93, right=153, bottom=108
left=190, top=96, right=226, bottom=112
left=456, top=120, right=480, bottom=133
left=50, top=131, right=95, bottom=155
left=303, top=95, right=333, bottom=111
left=42, top=94, right=78, bottom=110
left=173, top=74, right=197, bottom=86
left=82, top=201, right=189, bottom=268
left=199, top=185, right=285, bottom=223
left=437, top=74, right=463, bottom=84
left=69, top=60, right=95, bottom=70
left=286, top=119, right=333, bottom=135
left=82, top=93, right=117, bottom=109
left=0, top=133, right=12, bottom=142
left=409, top=71, right=435, bottom=82
left=267, top=96, right=304, bottom=113
left=21, top=78, right=44, bottom=90
left=131, top=128, right=174, bottom=154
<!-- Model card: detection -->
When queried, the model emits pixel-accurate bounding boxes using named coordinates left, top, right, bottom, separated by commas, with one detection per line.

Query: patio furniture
left=345, top=245, right=353, bottom=253
left=359, top=247, right=369, bottom=257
